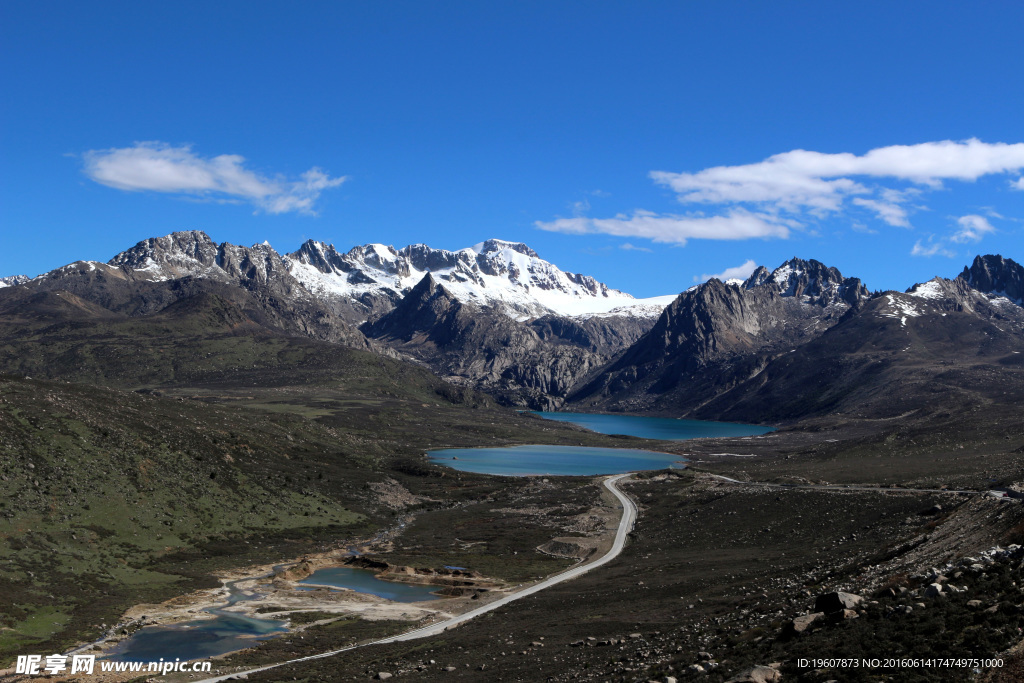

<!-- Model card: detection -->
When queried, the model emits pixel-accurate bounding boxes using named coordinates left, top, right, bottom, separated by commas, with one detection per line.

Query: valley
left=2, top=233, right=1024, bottom=682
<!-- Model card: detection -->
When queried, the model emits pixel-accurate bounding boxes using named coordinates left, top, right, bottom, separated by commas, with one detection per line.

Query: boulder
left=725, top=665, right=782, bottom=683
left=376, top=674, right=393, bottom=681
left=814, top=591, right=863, bottom=614
left=924, top=583, right=943, bottom=598
left=786, top=612, right=823, bottom=634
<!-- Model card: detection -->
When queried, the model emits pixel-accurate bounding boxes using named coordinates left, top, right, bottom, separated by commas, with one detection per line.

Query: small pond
left=298, top=566, right=444, bottom=603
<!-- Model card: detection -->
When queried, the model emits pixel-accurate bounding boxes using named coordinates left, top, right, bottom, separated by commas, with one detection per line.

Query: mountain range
left=2, top=230, right=1022, bottom=419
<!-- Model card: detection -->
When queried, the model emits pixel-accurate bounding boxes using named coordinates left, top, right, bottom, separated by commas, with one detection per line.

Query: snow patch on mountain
left=906, top=279, right=945, bottom=300
left=879, top=294, right=925, bottom=327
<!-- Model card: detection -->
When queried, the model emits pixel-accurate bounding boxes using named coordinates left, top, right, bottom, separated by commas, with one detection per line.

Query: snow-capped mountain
left=0, top=275, right=29, bottom=288
left=741, top=257, right=870, bottom=306
left=284, top=238, right=674, bottom=321
left=30, top=231, right=673, bottom=323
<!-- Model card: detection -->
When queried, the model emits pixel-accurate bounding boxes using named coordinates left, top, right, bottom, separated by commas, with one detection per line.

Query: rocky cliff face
left=958, top=254, right=1024, bottom=304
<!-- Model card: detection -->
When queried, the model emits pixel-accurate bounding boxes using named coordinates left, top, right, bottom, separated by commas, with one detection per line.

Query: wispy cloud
left=951, top=214, right=996, bottom=243
left=539, top=139, right=1024, bottom=246
left=850, top=198, right=911, bottom=227
left=908, top=213, right=998, bottom=257
left=82, top=142, right=346, bottom=215
left=619, top=242, right=652, bottom=252
left=911, top=239, right=956, bottom=258
left=536, top=209, right=792, bottom=245
left=697, top=259, right=758, bottom=283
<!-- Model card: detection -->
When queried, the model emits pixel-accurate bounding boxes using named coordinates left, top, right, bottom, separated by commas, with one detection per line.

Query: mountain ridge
left=569, top=254, right=1024, bottom=419
left=3, top=229, right=1022, bottom=414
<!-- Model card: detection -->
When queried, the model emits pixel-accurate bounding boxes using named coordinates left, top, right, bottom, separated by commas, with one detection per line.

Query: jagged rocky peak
left=353, top=243, right=407, bottom=273
left=401, top=244, right=467, bottom=273
left=108, top=230, right=220, bottom=274
left=216, top=240, right=293, bottom=285
left=102, top=230, right=301, bottom=289
left=959, top=254, right=1024, bottom=304
left=740, top=257, right=869, bottom=306
left=362, top=273, right=463, bottom=341
left=290, top=239, right=351, bottom=274
left=743, top=266, right=772, bottom=289
left=0, top=275, right=30, bottom=288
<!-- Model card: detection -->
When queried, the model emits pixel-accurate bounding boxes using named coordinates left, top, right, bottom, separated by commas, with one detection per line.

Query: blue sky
left=2, top=1, right=1023, bottom=297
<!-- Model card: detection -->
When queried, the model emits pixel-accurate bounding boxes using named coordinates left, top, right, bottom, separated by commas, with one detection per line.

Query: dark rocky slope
left=569, top=258, right=869, bottom=414
left=362, top=275, right=653, bottom=409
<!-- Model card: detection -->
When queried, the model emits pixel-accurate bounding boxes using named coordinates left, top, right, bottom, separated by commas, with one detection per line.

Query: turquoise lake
left=428, top=444, right=685, bottom=476
left=533, top=411, right=773, bottom=440
left=299, top=566, right=443, bottom=602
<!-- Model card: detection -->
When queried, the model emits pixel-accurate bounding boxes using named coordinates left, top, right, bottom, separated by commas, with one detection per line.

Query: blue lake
left=428, top=444, right=686, bottom=476
left=102, top=607, right=286, bottom=663
left=298, top=566, right=443, bottom=602
left=533, top=411, right=773, bottom=440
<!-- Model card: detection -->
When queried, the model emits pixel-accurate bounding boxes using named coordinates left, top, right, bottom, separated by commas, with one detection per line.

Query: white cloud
left=699, top=259, right=758, bottom=283
left=951, top=214, right=996, bottom=243
left=535, top=209, right=791, bottom=246
left=540, top=139, right=1024, bottom=248
left=851, top=197, right=911, bottom=227
left=647, top=138, right=1024, bottom=229
left=619, top=242, right=653, bottom=253
left=911, top=239, right=956, bottom=258
left=82, top=142, right=346, bottom=215
left=653, top=139, right=1024, bottom=208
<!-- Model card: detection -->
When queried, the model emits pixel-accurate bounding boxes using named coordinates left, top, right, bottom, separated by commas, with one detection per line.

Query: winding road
left=195, top=473, right=637, bottom=682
